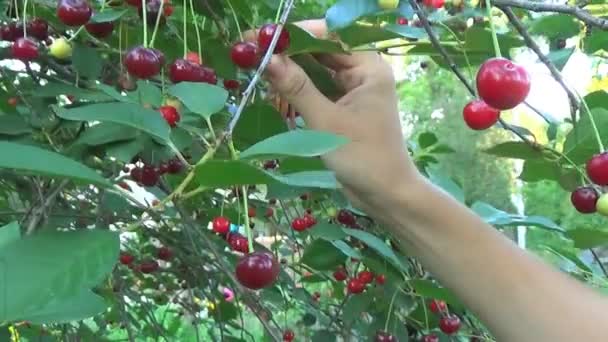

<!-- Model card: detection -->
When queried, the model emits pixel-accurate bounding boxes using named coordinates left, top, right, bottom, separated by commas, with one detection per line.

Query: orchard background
left=1, top=0, right=608, bottom=340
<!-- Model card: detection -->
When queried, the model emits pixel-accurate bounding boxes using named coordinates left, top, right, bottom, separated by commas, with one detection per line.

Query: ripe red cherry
left=119, top=252, right=134, bottom=265
left=302, top=214, right=317, bottom=228
left=124, top=46, right=164, bottom=79
left=159, top=105, right=180, bottom=127
left=258, top=23, right=290, bottom=54
left=375, top=274, right=386, bottom=285
left=168, top=59, right=216, bottom=84
left=166, top=158, right=183, bottom=174
left=439, top=315, right=461, bottom=334
left=283, top=329, right=295, bottom=342
left=139, top=0, right=165, bottom=26
left=264, top=207, right=274, bottom=218
left=125, top=0, right=140, bottom=7
left=140, top=165, right=159, bottom=187
left=130, top=166, right=143, bottom=182
left=28, top=18, right=49, bottom=40
left=223, top=79, right=240, bottom=90
left=570, top=186, right=599, bottom=213
left=428, top=299, right=447, bottom=314
left=229, top=234, right=249, bottom=253
left=421, top=334, right=439, bottom=342
left=212, top=216, right=230, bottom=234
left=0, top=22, right=20, bottom=41
left=358, top=270, right=374, bottom=284
left=139, top=260, right=159, bottom=273
left=7, top=97, right=18, bottom=106
left=85, top=21, right=114, bottom=38
left=185, top=51, right=200, bottom=64
left=337, top=209, right=357, bottom=227
left=163, top=5, right=174, bottom=17
left=263, top=160, right=278, bottom=170
left=476, top=57, right=530, bottom=110
left=235, top=251, right=280, bottom=290
left=423, top=0, right=445, bottom=8
left=157, top=246, right=173, bottom=261
left=333, top=267, right=348, bottom=281
left=374, top=331, right=398, bottom=342
left=397, top=17, right=408, bottom=25
left=462, top=99, right=500, bottom=130
left=11, top=38, right=39, bottom=61
left=57, top=0, right=93, bottom=27
left=347, top=278, right=366, bottom=294
left=230, top=42, right=259, bottom=69
left=291, top=218, right=308, bottom=232
left=587, top=152, right=608, bottom=185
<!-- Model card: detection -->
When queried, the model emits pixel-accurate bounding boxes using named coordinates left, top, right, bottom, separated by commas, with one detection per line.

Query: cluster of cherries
left=291, top=212, right=318, bottom=231
left=332, top=266, right=386, bottom=294
left=463, top=58, right=531, bottom=130
left=128, top=157, right=184, bottom=187
left=118, top=246, right=173, bottom=274
left=418, top=299, right=462, bottom=341
left=571, top=152, right=608, bottom=215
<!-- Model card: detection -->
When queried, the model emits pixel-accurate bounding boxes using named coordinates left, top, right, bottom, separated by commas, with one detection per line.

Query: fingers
left=265, top=54, right=337, bottom=130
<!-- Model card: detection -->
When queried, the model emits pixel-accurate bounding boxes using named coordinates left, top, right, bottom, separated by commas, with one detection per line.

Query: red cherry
left=439, top=315, right=461, bottom=334
left=230, top=42, right=259, bottom=69
left=283, top=329, right=295, bottom=342
left=124, top=46, right=164, bottom=79
left=185, top=51, right=200, bottom=64
left=397, top=17, right=408, bottom=25
left=229, top=234, right=249, bottom=253
left=264, top=207, right=274, bottom=218
left=374, top=331, right=398, bottom=342
left=159, top=105, right=180, bottom=127
left=163, top=5, right=174, bottom=16
left=125, top=0, right=140, bottom=7
left=11, top=38, right=39, bottom=61
left=291, top=218, right=308, bottom=232
left=333, top=267, right=348, bottom=281
left=213, top=216, right=230, bottom=234
left=235, top=251, right=280, bottom=290
left=587, top=152, right=608, bottom=185
left=263, top=160, right=278, bottom=170
left=85, top=21, right=114, bottom=38
left=28, top=18, right=49, bottom=40
left=130, top=166, right=143, bottom=182
left=571, top=186, right=599, bottom=213
left=223, top=79, right=240, bottom=90
left=476, top=57, right=530, bottom=110
left=423, top=0, right=445, bottom=8
left=57, top=0, right=93, bottom=27
left=119, top=252, right=134, bottom=265
left=357, top=270, right=374, bottom=284
left=140, top=165, right=159, bottom=187
left=157, top=246, right=172, bottom=261
left=375, top=274, right=386, bottom=285
left=166, top=158, right=184, bottom=174
left=168, top=59, right=216, bottom=84
left=421, top=334, right=439, bottom=342
left=7, top=97, right=18, bottom=106
left=138, top=0, right=166, bottom=26
left=247, top=207, right=256, bottom=218
left=139, top=260, right=159, bottom=273
left=302, top=214, right=317, bottom=228
left=347, top=278, right=366, bottom=294
left=428, top=299, right=447, bottom=314
left=337, top=209, right=357, bottom=227
left=0, top=22, right=20, bottom=42
left=462, top=99, right=500, bottom=130
left=258, top=24, right=290, bottom=54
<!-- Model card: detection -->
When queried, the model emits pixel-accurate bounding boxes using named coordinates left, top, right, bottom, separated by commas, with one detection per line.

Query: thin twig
left=590, top=248, right=608, bottom=278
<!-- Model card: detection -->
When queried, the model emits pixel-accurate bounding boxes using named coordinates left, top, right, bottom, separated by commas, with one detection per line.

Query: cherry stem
left=574, top=88, right=605, bottom=151
left=225, top=0, right=243, bottom=41
left=384, top=288, right=399, bottom=332
left=189, top=0, right=202, bottom=58
left=242, top=186, right=254, bottom=252
left=275, top=0, right=285, bottom=22
left=148, top=0, right=165, bottom=47
left=183, top=0, right=187, bottom=57
left=437, top=22, right=475, bottom=93
left=68, top=26, right=84, bottom=42
left=13, top=0, right=19, bottom=20
left=22, top=0, right=28, bottom=37
left=485, top=0, right=502, bottom=58
left=141, top=0, right=148, bottom=47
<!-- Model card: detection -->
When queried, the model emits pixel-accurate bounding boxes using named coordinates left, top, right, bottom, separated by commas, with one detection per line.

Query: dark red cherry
left=168, top=59, right=207, bottom=83
left=374, top=331, right=398, bottom=342
left=439, top=315, right=461, bottom=335
left=139, top=260, right=159, bottom=273
left=230, top=42, right=259, bottom=69
left=302, top=214, right=317, bottom=228
left=235, top=251, right=280, bottom=290
left=587, top=152, right=608, bottom=185
left=159, top=105, right=180, bottom=127
left=124, top=45, right=163, bottom=79
left=258, top=23, right=290, bottom=54
left=157, top=246, right=173, bottom=261
left=397, top=17, right=408, bottom=25
left=140, top=165, right=159, bottom=187
left=375, top=274, right=386, bottom=285
left=166, top=158, right=184, bottom=174
left=223, top=79, right=240, bottom=90
left=57, top=0, right=93, bottom=27
left=428, top=299, right=447, bottom=314
left=0, top=22, right=20, bottom=41
left=282, top=329, right=295, bottom=342
left=476, top=57, right=530, bottom=110
left=347, top=278, right=365, bottom=294
left=462, top=99, right=500, bottom=130
left=119, top=252, right=134, bottom=265
left=570, top=186, right=599, bottom=213
left=85, top=21, right=114, bottom=38
left=291, top=218, right=308, bottom=232
left=138, top=0, right=165, bottom=26
left=337, top=209, right=357, bottom=227
left=263, top=160, right=278, bottom=170
left=421, top=335, right=439, bottom=342
left=28, top=18, right=49, bottom=40
left=333, top=267, right=347, bottom=281
left=11, top=37, right=39, bottom=61
left=198, top=66, right=217, bottom=84
left=229, top=234, right=249, bottom=253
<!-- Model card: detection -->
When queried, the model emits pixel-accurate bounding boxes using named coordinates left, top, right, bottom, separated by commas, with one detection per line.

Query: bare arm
left=262, top=19, right=608, bottom=341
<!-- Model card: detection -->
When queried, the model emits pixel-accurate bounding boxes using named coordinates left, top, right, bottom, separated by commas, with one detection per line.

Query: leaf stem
left=485, top=0, right=502, bottom=58
left=275, top=0, right=285, bottom=22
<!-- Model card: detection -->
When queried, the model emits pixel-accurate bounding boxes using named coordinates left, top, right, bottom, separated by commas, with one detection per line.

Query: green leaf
left=25, top=291, right=108, bottom=324
left=564, top=108, right=608, bottom=164
left=336, top=24, right=402, bottom=47
left=95, top=83, right=133, bottom=102
left=200, top=38, right=236, bottom=79
left=409, top=279, right=463, bottom=308
left=239, top=130, right=348, bottom=159
left=332, top=240, right=363, bottom=259
left=308, top=222, right=348, bottom=241
left=106, top=138, right=145, bottom=163
left=277, top=171, right=340, bottom=189
left=286, top=24, right=345, bottom=55
left=326, top=0, right=382, bottom=31
left=34, top=82, right=113, bottom=102
left=530, top=14, right=581, bottom=40
left=74, top=122, right=138, bottom=146
left=133, top=81, right=163, bottom=107
left=0, top=229, right=119, bottom=322
left=471, top=202, right=564, bottom=232
left=566, top=229, right=608, bottom=249
left=464, top=27, right=523, bottom=58
left=483, top=141, right=544, bottom=160
left=342, top=228, right=407, bottom=272
left=544, top=245, right=593, bottom=274
left=342, top=292, right=374, bottom=323
left=90, top=9, right=128, bottom=22
left=519, top=159, right=561, bottom=183
left=232, top=103, right=288, bottom=150
left=0, top=141, right=110, bottom=187
left=0, top=221, right=20, bottom=249
left=384, top=24, right=428, bottom=40
left=301, top=239, right=346, bottom=270
left=311, top=330, right=337, bottom=342
left=167, top=82, right=228, bottom=119
left=72, top=45, right=103, bottom=80
left=583, top=31, right=608, bottom=54
left=0, top=115, right=31, bottom=135
left=279, top=157, right=327, bottom=173
left=55, top=102, right=171, bottom=142
left=418, top=132, right=438, bottom=149
left=547, top=48, right=574, bottom=71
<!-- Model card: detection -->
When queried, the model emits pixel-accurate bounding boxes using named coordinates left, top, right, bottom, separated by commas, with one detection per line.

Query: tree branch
left=492, top=0, right=608, bottom=29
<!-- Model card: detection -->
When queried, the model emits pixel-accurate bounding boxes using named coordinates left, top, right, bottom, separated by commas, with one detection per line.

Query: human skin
left=254, top=19, right=608, bottom=341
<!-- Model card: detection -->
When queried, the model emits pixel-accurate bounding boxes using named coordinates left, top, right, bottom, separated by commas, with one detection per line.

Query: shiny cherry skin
left=420, top=334, right=439, bottom=342
left=28, top=18, right=49, bottom=40
left=423, top=0, right=445, bottom=8
left=212, top=216, right=230, bottom=234
left=347, top=278, right=366, bottom=294
left=570, top=186, right=599, bottom=213
left=291, top=218, right=308, bottom=231
left=159, top=105, right=180, bottom=127
left=157, top=246, right=172, bottom=261
left=223, top=79, right=240, bottom=90
left=282, top=330, right=295, bottom=342
left=462, top=99, right=500, bottom=130
left=140, top=165, right=160, bottom=187
left=337, top=209, right=357, bottom=227
left=358, top=270, right=374, bottom=284
left=428, top=299, right=447, bottom=314
left=139, top=260, right=159, bottom=273
left=119, top=252, right=134, bottom=265
left=476, top=57, right=530, bottom=110
left=139, top=0, right=165, bottom=26
left=168, top=59, right=216, bottom=84
left=185, top=51, right=201, bottom=64
left=11, top=38, right=39, bottom=61
left=85, top=21, right=114, bottom=38
left=163, top=5, right=174, bottom=16
left=333, top=267, right=348, bottom=281
left=302, top=214, right=317, bottom=228
left=264, top=207, right=274, bottom=218
left=230, top=42, right=259, bottom=69
left=235, top=251, right=280, bottom=290
left=0, top=22, right=21, bottom=41
left=57, top=0, right=93, bottom=27
left=228, top=234, right=249, bottom=253
left=374, top=331, right=398, bottom=342
left=258, top=23, right=290, bottom=54
left=166, top=158, right=183, bottom=174
left=439, top=315, right=461, bottom=335
left=124, top=46, right=163, bottom=79
left=587, top=152, right=608, bottom=185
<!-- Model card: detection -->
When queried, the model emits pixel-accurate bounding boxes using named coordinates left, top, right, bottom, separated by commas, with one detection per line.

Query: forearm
left=378, top=175, right=608, bottom=341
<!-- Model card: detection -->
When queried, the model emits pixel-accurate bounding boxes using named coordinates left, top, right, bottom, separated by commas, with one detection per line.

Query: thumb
left=265, top=54, right=336, bottom=129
